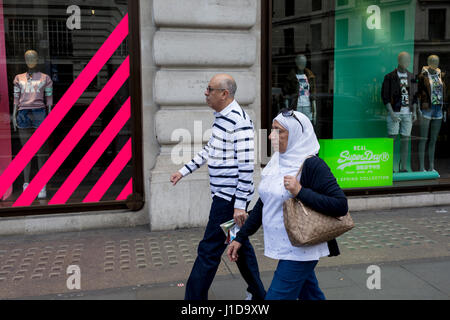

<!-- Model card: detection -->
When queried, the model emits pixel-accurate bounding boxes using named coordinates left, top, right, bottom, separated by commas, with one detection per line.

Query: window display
left=269, top=0, right=450, bottom=190
left=282, top=54, right=317, bottom=125
left=0, top=1, right=132, bottom=209
left=12, top=50, right=53, bottom=199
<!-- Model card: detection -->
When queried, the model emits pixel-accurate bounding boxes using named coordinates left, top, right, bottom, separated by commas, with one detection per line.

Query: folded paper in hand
left=220, top=219, right=240, bottom=244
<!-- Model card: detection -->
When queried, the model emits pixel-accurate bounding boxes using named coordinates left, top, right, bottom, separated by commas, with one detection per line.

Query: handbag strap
left=295, top=155, right=315, bottom=179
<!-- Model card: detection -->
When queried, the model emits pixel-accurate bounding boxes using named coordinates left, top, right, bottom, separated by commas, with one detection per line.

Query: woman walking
left=227, top=109, right=348, bottom=300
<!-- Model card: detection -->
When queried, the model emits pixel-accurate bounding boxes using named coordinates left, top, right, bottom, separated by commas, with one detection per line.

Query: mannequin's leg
left=428, top=119, right=443, bottom=171
left=418, top=117, right=431, bottom=171
left=388, top=135, right=398, bottom=172
left=400, top=135, right=410, bottom=172
left=36, top=139, right=49, bottom=172
left=387, top=115, right=400, bottom=173
left=18, top=128, right=34, bottom=184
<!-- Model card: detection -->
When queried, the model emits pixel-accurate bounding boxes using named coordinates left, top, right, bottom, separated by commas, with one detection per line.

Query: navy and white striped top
left=179, top=100, right=255, bottom=210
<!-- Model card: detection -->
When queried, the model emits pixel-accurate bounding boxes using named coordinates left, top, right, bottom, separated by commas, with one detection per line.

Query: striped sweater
left=179, top=100, right=255, bottom=210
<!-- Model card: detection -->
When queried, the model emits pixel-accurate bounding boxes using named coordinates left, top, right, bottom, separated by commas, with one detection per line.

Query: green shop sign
left=319, top=138, right=393, bottom=189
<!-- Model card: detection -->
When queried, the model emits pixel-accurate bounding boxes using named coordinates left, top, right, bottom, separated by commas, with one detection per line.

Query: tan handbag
left=283, top=157, right=355, bottom=247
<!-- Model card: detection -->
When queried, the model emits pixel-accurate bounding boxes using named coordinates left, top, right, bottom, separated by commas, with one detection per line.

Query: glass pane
left=0, top=0, right=131, bottom=208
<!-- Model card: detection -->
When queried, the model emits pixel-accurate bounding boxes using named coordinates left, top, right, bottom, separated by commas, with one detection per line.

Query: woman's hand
left=227, top=240, right=242, bottom=262
left=284, top=175, right=302, bottom=196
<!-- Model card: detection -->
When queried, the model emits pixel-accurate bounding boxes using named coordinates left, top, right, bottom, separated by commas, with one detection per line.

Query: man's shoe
left=245, top=291, right=253, bottom=300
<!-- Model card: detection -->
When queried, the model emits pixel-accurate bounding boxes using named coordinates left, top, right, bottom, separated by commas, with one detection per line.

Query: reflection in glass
left=270, top=0, right=450, bottom=188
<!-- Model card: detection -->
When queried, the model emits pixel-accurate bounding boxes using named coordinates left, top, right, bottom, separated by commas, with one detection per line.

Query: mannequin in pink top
left=12, top=50, right=53, bottom=199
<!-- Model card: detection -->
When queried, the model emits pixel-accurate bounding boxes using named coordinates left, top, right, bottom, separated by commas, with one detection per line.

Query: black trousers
left=184, top=196, right=266, bottom=300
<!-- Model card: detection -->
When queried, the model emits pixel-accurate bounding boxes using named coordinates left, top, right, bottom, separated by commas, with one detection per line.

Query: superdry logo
left=337, top=150, right=390, bottom=170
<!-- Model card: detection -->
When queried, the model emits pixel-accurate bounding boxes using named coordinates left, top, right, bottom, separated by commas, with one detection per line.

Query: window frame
left=0, top=0, right=144, bottom=218
left=261, top=0, right=450, bottom=197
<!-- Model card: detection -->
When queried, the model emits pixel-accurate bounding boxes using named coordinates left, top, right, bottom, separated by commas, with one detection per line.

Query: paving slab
left=337, top=265, right=448, bottom=300
left=0, top=205, right=449, bottom=299
left=21, top=259, right=450, bottom=300
left=400, top=260, right=450, bottom=296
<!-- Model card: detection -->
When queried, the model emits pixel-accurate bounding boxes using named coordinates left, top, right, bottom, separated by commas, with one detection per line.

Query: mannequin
left=282, top=54, right=317, bottom=125
left=417, top=55, right=448, bottom=172
left=381, top=52, right=418, bottom=172
left=12, top=50, right=53, bottom=199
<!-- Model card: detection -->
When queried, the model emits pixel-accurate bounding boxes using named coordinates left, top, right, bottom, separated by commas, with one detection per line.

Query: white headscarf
left=262, top=111, right=320, bottom=177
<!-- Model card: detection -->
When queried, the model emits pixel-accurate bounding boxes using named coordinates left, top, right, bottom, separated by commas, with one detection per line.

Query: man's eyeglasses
left=206, top=86, right=226, bottom=93
left=279, top=108, right=304, bottom=133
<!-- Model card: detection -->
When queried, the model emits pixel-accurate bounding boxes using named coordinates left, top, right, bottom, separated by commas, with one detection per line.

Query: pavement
left=0, top=205, right=449, bottom=300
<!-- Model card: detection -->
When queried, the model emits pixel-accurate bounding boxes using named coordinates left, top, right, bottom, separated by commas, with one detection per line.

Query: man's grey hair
left=221, top=78, right=237, bottom=98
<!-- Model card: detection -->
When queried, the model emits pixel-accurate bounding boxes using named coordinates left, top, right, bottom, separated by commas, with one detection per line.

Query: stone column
left=148, top=0, right=261, bottom=230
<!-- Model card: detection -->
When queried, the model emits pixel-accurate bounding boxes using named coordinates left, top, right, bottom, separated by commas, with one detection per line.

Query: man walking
left=170, top=74, right=266, bottom=300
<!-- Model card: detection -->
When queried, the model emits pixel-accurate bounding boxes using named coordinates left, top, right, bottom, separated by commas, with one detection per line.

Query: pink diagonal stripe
left=13, top=57, right=130, bottom=207
left=83, top=138, right=132, bottom=203
left=49, top=98, right=131, bottom=205
left=116, top=178, right=133, bottom=201
left=0, top=13, right=129, bottom=200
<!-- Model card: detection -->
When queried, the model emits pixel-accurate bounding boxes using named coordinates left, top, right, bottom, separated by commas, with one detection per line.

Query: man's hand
left=412, top=111, right=417, bottom=123
left=389, top=112, right=401, bottom=123
left=386, top=103, right=400, bottom=123
left=234, top=208, right=248, bottom=227
left=227, top=240, right=242, bottom=262
left=170, top=172, right=183, bottom=186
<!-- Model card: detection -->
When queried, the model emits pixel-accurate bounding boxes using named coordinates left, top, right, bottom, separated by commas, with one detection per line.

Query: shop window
left=429, top=9, right=446, bottom=40
left=0, top=0, right=142, bottom=214
left=266, top=0, right=450, bottom=192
